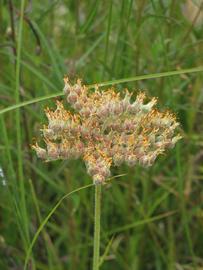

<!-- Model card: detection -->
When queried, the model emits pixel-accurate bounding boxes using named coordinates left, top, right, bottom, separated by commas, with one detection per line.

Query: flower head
left=32, top=77, right=182, bottom=184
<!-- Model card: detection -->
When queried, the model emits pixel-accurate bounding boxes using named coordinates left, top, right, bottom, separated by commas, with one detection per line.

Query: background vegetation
left=0, top=0, right=203, bottom=269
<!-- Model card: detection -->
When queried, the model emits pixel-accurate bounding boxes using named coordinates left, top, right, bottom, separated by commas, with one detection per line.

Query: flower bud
left=67, top=92, right=78, bottom=104
left=97, top=105, right=109, bottom=118
left=43, top=128, right=56, bottom=139
left=59, top=147, right=70, bottom=159
left=72, top=141, right=84, bottom=158
left=73, top=84, right=82, bottom=95
left=113, top=154, right=124, bottom=166
left=166, top=135, right=182, bottom=148
left=111, top=102, right=123, bottom=115
left=123, top=120, right=134, bottom=131
left=80, top=107, right=91, bottom=117
left=81, top=126, right=90, bottom=137
left=99, top=167, right=111, bottom=178
left=109, top=122, right=120, bottom=131
left=141, top=98, right=157, bottom=112
left=93, top=174, right=105, bottom=185
left=139, top=156, right=151, bottom=167
left=126, top=155, right=137, bottom=167
left=63, top=82, right=71, bottom=95
left=122, top=91, right=131, bottom=111
left=86, top=164, right=99, bottom=176
left=129, top=102, right=141, bottom=114
left=47, top=142, right=59, bottom=160
left=74, top=101, right=83, bottom=110
left=48, top=119, right=66, bottom=132
left=32, top=143, right=47, bottom=159
left=148, top=133, right=155, bottom=144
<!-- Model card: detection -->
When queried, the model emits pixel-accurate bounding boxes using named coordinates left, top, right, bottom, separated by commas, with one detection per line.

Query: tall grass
left=0, top=1, right=203, bottom=269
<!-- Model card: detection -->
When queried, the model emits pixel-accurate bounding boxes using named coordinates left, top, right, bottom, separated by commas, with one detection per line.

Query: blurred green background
left=0, top=0, right=203, bottom=269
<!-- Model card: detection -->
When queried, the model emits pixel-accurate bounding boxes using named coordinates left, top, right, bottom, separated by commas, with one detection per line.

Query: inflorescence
left=32, top=77, right=182, bottom=184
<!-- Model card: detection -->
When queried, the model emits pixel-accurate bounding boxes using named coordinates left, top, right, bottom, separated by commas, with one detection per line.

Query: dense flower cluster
left=32, top=77, right=181, bottom=184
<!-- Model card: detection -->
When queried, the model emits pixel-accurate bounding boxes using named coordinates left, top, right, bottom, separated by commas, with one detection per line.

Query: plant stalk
left=93, top=184, right=102, bottom=270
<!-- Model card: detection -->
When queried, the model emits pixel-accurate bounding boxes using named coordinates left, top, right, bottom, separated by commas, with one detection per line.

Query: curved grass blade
left=23, top=183, right=94, bottom=270
left=0, top=92, right=62, bottom=115
left=31, top=21, right=63, bottom=82
left=76, top=33, right=105, bottom=67
left=98, top=66, right=203, bottom=87
left=79, top=0, right=99, bottom=33
left=99, top=235, right=114, bottom=267
left=107, top=210, right=177, bottom=235
left=23, top=173, right=124, bottom=270
left=1, top=66, right=203, bottom=115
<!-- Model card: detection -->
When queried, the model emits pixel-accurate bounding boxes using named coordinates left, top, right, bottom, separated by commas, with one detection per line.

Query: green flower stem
left=93, top=184, right=102, bottom=270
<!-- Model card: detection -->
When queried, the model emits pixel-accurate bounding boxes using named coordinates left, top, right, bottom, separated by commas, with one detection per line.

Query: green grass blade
left=99, top=236, right=114, bottom=267
left=79, top=0, right=99, bottom=33
left=0, top=50, right=58, bottom=91
left=28, top=162, right=65, bottom=193
left=107, top=210, right=177, bottom=235
left=176, top=144, right=197, bottom=267
left=0, top=92, right=62, bottom=115
left=30, top=21, right=63, bottom=81
left=102, top=0, right=113, bottom=78
left=23, top=174, right=124, bottom=270
left=76, top=33, right=105, bottom=67
left=15, top=0, right=30, bottom=246
left=98, top=66, right=203, bottom=87
left=0, top=116, right=27, bottom=246
left=23, top=183, right=94, bottom=270
left=1, top=66, right=203, bottom=115
left=29, top=179, right=62, bottom=270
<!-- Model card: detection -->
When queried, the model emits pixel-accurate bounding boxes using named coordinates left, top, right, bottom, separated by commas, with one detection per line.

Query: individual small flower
left=32, top=142, right=47, bottom=159
left=113, top=153, right=124, bottom=166
left=125, top=154, right=137, bottom=167
left=45, top=140, right=60, bottom=160
left=32, top=77, right=182, bottom=185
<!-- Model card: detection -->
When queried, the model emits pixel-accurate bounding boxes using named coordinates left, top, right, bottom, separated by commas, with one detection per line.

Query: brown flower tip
left=32, top=77, right=182, bottom=184
left=32, top=142, right=47, bottom=160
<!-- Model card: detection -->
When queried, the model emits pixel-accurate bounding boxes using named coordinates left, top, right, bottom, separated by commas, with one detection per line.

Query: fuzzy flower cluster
left=32, top=77, right=181, bottom=184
